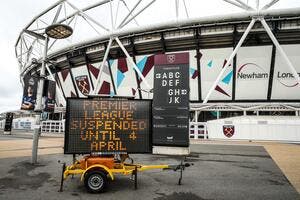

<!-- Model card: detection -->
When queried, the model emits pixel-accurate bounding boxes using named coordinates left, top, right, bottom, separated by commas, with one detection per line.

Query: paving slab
left=264, top=143, right=300, bottom=194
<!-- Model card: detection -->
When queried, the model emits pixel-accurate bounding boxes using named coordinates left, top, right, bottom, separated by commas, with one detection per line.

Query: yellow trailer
left=59, top=154, right=192, bottom=193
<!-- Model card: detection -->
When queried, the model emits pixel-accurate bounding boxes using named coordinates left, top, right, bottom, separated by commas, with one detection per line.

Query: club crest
left=167, top=54, right=175, bottom=63
left=75, top=75, right=90, bottom=96
left=223, top=125, right=234, bottom=138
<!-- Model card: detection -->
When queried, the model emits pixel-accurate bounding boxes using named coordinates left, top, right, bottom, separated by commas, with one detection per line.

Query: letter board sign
left=4, top=112, right=14, bottom=132
left=152, top=53, right=190, bottom=147
left=64, top=98, right=151, bottom=154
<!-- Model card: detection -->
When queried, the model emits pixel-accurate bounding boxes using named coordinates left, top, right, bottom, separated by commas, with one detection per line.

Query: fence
left=7, top=119, right=208, bottom=139
left=41, top=120, right=65, bottom=133
left=189, top=122, right=208, bottom=139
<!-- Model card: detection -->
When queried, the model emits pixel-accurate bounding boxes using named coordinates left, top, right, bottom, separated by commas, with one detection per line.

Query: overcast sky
left=0, top=1, right=55, bottom=113
left=0, top=0, right=299, bottom=114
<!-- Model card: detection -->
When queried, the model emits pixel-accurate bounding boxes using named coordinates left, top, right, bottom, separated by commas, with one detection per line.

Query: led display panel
left=64, top=98, right=151, bottom=154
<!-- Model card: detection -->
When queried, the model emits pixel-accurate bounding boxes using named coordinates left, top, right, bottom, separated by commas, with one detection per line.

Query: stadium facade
left=15, top=0, right=300, bottom=124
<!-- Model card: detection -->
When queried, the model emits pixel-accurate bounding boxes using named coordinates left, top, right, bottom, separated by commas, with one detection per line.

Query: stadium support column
left=203, top=18, right=256, bottom=103
left=115, top=37, right=151, bottom=89
left=68, top=61, right=79, bottom=97
left=232, top=25, right=237, bottom=101
left=130, top=37, right=142, bottom=99
left=107, top=55, right=117, bottom=96
left=103, top=41, right=117, bottom=95
left=93, top=38, right=113, bottom=95
left=195, top=110, right=198, bottom=122
left=160, top=32, right=166, bottom=53
left=84, top=54, right=94, bottom=90
left=132, top=56, right=142, bottom=99
left=195, top=28, right=202, bottom=102
left=55, top=73, right=66, bottom=101
left=267, top=44, right=276, bottom=100
left=267, top=21, right=278, bottom=101
left=32, top=37, right=49, bottom=164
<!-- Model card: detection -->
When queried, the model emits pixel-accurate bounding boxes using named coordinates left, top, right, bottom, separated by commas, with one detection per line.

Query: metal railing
left=39, top=120, right=208, bottom=140
left=189, top=122, right=208, bottom=139
left=41, top=120, right=65, bottom=133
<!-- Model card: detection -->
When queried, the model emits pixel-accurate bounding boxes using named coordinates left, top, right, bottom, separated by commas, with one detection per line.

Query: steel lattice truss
left=15, top=0, right=300, bottom=75
left=16, top=0, right=193, bottom=76
left=190, top=102, right=300, bottom=112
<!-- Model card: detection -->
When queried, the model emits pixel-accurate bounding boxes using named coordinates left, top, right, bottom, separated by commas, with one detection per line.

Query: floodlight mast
left=31, top=20, right=73, bottom=164
left=32, top=36, right=49, bottom=164
left=203, top=0, right=300, bottom=104
left=16, top=0, right=156, bottom=108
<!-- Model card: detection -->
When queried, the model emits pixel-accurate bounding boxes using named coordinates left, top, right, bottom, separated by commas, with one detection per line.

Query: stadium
left=3, top=0, right=300, bottom=141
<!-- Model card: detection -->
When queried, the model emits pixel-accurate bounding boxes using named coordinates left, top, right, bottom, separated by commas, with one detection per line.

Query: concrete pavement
left=0, top=133, right=299, bottom=199
left=191, top=139, right=300, bottom=194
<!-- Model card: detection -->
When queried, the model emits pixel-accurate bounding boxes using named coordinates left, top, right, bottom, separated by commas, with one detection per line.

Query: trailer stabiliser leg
left=59, top=163, right=66, bottom=192
left=178, top=160, right=183, bottom=185
left=134, top=166, right=138, bottom=190
left=72, top=154, right=76, bottom=179
left=177, top=162, right=193, bottom=185
left=166, top=161, right=193, bottom=185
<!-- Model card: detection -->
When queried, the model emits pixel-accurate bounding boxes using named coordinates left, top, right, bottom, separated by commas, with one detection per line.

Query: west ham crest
left=75, top=75, right=90, bottom=96
left=223, top=125, right=234, bottom=138
left=167, top=54, right=175, bottom=63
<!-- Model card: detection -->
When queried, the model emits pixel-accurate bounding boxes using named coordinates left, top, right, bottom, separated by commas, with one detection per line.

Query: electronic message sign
left=152, top=53, right=190, bottom=147
left=64, top=98, right=151, bottom=154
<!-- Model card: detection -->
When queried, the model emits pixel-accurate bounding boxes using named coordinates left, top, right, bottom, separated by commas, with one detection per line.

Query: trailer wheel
left=84, top=170, right=107, bottom=193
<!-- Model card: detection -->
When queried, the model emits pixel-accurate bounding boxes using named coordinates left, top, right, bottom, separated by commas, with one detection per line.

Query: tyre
left=84, top=170, right=107, bottom=193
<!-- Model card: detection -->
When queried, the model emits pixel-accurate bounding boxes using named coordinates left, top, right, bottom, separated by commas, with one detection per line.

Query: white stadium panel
left=87, top=61, right=114, bottom=95
left=71, top=65, right=93, bottom=97
left=271, top=44, right=300, bottom=100
left=207, top=116, right=300, bottom=141
left=57, top=68, right=77, bottom=97
left=236, top=46, right=272, bottom=100
left=135, top=54, right=155, bottom=99
left=109, top=58, right=138, bottom=97
left=200, top=48, right=233, bottom=101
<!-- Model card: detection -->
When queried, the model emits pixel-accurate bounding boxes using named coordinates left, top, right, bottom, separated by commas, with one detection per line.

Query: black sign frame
left=64, top=97, right=152, bottom=154
left=152, top=53, right=190, bottom=147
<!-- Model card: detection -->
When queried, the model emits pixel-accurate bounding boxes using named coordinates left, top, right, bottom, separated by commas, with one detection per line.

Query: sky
left=0, top=0, right=299, bottom=113
left=0, top=1, right=55, bottom=113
